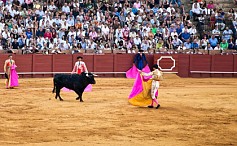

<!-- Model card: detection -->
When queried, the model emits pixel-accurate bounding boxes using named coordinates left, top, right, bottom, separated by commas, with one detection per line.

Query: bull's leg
left=75, top=91, right=83, bottom=102
left=56, top=87, right=63, bottom=101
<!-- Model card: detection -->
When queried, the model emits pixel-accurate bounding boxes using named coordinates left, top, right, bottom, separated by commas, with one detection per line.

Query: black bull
left=52, top=72, right=96, bottom=102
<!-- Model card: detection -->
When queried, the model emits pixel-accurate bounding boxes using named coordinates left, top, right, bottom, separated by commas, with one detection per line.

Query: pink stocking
left=151, top=100, right=154, bottom=106
left=153, top=98, right=159, bottom=105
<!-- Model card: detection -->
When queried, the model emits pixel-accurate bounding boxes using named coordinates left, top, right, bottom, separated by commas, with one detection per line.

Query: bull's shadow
left=52, top=72, right=96, bottom=102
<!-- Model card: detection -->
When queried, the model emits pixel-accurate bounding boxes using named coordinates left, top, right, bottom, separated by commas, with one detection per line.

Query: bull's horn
left=93, top=74, right=98, bottom=76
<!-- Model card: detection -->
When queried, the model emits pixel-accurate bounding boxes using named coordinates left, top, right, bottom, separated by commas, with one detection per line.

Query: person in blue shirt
left=176, top=25, right=183, bottom=37
left=209, top=35, right=219, bottom=48
left=191, top=39, right=199, bottom=49
left=133, top=50, right=148, bottom=70
left=181, top=30, right=191, bottom=42
left=184, top=39, right=192, bottom=49
left=25, top=28, right=33, bottom=39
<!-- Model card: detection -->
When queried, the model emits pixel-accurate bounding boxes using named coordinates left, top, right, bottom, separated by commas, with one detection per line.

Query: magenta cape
left=126, top=64, right=151, bottom=79
left=62, top=84, right=92, bottom=92
left=8, top=65, right=19, bottom=87
left=128, top=73, right=158, bottom=106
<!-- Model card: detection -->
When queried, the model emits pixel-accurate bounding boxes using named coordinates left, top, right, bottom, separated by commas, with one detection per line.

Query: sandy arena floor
left=0, top=75, right=237, bottom=146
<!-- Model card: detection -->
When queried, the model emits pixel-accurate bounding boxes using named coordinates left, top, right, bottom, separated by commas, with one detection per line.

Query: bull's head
left=82, top=72, right=96, bottom=84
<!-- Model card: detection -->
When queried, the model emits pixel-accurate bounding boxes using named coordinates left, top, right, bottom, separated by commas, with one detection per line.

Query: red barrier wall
left=211, top=55, right=234, bottom=78
left=0, top=54, right=236, bottom=78
left=177, top=54, right=190, bottom=77
left=234, top=55, right=237, bottom=78
left=190, top=55, right=212, bottom=78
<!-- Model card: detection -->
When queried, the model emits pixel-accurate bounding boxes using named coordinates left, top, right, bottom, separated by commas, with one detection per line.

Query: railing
left=0, top=71, right=178, bottom=75
left=190, top=71, right=237, bottom=74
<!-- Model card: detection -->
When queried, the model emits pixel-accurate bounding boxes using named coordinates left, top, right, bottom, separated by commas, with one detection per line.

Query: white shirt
left=62, top=6, right=70, bottom=13
left=133, top=37, right=141, bottom=45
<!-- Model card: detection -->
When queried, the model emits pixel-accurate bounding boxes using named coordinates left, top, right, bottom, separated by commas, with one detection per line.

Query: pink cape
left=128, top=73, right=158, bottom=100
left=62, top=84, right=92, bottom=92
left=126, top=64, right=151, bottom=79
left=9, top=65, right=19, bottom=87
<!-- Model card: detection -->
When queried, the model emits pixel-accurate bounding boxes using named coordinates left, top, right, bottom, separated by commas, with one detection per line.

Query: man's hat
left=153, top=64, right=158, bottom=69
left=77, top=56, right=83, bottom=59
left=138, top=50, right=144, bottom=53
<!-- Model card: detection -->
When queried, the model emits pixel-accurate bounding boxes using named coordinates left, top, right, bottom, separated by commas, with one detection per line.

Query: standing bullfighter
left=72, top=56, right=88, bottom=74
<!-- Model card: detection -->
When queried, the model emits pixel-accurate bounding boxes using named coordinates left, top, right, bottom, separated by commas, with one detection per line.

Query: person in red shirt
left=44, top=29, right=52, bottom=40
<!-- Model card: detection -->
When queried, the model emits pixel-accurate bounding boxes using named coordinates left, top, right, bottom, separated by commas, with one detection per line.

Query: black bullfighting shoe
left=148, top=105, right=154, bottom=108
left=156, top=104, right=160, bottom=109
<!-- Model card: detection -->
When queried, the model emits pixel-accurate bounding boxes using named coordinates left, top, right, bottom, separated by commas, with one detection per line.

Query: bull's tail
left=52, top=79, right=56, bottom=93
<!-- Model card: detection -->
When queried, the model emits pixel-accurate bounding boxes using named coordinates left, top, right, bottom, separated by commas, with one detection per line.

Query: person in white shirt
left=62, top=3, right=70, bottom=14
left=133, top=35, right=141, bottom=49
left=214, top=43, right=221, bottom=50
left=101, top=24, right=110, bottom=40
left=189, top=25, right=197, bottom=37
left=48, top=2, right=57, bottom=11
left=192, top=3, right=201, bottom=20
left=212, top=26, right=221, bottom=41
left=67, top=16, right=75, bottom=27
left=141, top=40, right=150, bottom=52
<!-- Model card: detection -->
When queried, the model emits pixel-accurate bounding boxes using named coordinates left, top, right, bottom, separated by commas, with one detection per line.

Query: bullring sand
left=0, top=75, right=237, bottom=146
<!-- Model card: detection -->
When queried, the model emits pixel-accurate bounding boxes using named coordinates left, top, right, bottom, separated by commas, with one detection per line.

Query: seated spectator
left=201, top=35, right=209, bottom=49
left=72, top=46, right=80, bottom=54
left=51, top=47, right=62, bottom=54
left=133, top=35, right=142, bottom=49
left=181, top=29, right=191, bottom=42
left=209, top=35, right=218, bottom=48
left=156, top=39, right=164, bottom=50
left=166, top=36, right=174, bottom=49
left=172, top=35, right=183, bottom=49
left=183, top=39, right=192, bottom=50
left=212, top=26, right=221, bottom=41
left=11, top=39, right=19, bottom=50
left=234, top=38, right=237, bottom=50
left=228, top=37, right=235, bottom=49
left=191, top=39, right=199, bottom=49
left=207, top=1, right=215, bottom=9
left=141, top=40, right=150, bottom=53
left=44, top=29, right=52, bottom=40
left=214, top=43, right=221, bottom=50
left=222, top=27, right=233, bottom=41
left=205, top=43, right=213, bottom=51
left=215, top=12, right=225, bottom=30
left=189, top=25, right=197, bottom=38
left=220, top=39, right=228, bottom=52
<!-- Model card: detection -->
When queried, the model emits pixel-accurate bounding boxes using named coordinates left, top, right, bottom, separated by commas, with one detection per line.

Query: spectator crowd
left=0, top=0, right=236, bottom=55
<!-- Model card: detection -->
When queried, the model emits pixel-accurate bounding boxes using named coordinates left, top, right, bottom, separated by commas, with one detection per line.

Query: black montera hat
left=153, top=64, right=158, bottom=69
left=138, top=50, right=144, bottom=53
left=77, top=56, right=83, bottom=59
